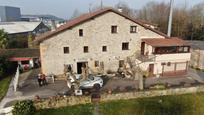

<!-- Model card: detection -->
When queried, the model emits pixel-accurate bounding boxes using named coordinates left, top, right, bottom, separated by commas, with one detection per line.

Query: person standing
left=37, top=73, right=42, bottom=87
left=42, top=74, right=47, bottom=85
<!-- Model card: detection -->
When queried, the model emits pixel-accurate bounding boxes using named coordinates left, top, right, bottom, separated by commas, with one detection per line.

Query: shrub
left=12, top=100, right=36, bottom=115
left=0, top=56, right=17, bottom=78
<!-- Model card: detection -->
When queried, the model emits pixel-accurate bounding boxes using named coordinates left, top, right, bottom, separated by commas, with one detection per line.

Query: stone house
left=35, top=8, right=190, bottom=77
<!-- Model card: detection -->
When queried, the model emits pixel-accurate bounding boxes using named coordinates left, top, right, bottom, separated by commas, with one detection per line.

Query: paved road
left=0, top=69, right=68, bottom=109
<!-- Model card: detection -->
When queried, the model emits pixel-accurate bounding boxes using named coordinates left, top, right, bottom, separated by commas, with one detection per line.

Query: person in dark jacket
left=37, top=73, right=42, bottom=87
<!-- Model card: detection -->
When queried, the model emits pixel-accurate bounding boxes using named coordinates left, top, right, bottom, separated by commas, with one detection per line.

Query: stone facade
left=40, top=11, right=164, bottom=75
left=190, top=48, right=204, bottom=70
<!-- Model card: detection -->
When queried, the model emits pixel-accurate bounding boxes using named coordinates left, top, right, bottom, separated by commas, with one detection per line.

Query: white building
left=137, top=38, right=191, bottom=77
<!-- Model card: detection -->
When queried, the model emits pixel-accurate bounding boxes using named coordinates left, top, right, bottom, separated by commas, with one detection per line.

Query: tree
left=70, top=9, right=81, bottom=19
left=0, top=29, right=8, bottom=49
left=0, top=56, right=16, bottom=78
left=137, top=1, right=169, bottom=34
left=191, top=25, right=204, bottom=40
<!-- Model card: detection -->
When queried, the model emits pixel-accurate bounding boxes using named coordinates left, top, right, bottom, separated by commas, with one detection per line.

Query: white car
left=79, top=74, right=103, bottom=89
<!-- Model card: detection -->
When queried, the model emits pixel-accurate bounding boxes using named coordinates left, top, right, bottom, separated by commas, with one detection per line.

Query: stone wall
left=40, top=11, right=165, bottom=75
left=190, top=49, right=204, bottom=70
left=34, top=85, right=204, bottom=110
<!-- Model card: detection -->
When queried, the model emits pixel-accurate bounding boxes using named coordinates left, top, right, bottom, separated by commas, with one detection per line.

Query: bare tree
left=70, top=9, right=81, bottom=19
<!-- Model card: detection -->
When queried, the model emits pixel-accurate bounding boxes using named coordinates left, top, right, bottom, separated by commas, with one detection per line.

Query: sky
left=0, top=0, right=203, bottom=19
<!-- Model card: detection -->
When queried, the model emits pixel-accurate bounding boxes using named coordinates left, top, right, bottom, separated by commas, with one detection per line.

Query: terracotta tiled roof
left=142, top=38, right=188, bottom=47
left=34, top=7, right=169, bottom=44
left=0, top=48, right=40, bottom=58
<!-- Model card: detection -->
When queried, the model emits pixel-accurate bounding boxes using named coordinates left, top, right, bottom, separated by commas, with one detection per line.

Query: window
left=84, top=46, right=88, bottom=53
left=79, top=29, right=83, bottom=36
left=111, top=26, right=117, bottom=33
left=177, top=46, right=190, bottom=53
left=183, top=46, right=189, bottom=52
left=130, top=26, right=137, bottom=33
left=161, top=62, right=166, bottom=66
left=100, top=61, right=104, bottom=69
left=167, top=62, right=171, bottom=66
left=63, top=47, right=69, bottom=54
left=95, top=61, right=99, bottom=67
left=122, top=42, right=129, bottom=50
left=178, top=47, right=183, bottom=52
left=102, top=46, right=107, bottom=52
left=21, top=61, right=29, bottom=64
left=119, top=60, right=125, bottom=68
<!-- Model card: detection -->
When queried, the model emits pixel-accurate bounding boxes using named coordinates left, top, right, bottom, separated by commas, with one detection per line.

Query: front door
left=149, top=64, right=154, bottom=77
left=141, top=42, right=145, bottom=55
left=77, top=62, right=88, bottom=74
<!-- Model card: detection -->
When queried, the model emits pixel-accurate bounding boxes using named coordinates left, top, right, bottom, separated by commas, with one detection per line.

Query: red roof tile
left=142, top=38, right=188, bottom=47
left=34, top=8, right=169, bottom=44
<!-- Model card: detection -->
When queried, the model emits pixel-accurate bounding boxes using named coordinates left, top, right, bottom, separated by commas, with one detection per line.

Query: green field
left=0, top=76, right=11, bottom=101
left=35, top=92, right=204, bottom=115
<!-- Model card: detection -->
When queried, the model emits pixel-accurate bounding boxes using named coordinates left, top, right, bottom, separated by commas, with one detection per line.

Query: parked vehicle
left=79, top=74, right=103, bottom=89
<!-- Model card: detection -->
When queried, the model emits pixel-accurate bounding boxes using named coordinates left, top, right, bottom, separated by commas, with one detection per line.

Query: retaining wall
left=34, top=85, right=204, bottom=110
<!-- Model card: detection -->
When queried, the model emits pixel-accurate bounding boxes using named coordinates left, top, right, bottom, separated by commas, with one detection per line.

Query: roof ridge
left=34, top=7, right=168, bottom=44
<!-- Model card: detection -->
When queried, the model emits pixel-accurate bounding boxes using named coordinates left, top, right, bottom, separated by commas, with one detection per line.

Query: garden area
left=34, top=92, right=204, bottom=115
left=0, top=76, right=11, bottom=101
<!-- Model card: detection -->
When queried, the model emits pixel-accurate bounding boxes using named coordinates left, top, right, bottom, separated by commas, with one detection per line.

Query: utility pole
left=167, top=0, right=174, bottom=37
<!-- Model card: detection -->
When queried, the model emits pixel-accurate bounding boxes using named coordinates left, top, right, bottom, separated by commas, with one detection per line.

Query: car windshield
left=88, top=75, right=94, bottom=80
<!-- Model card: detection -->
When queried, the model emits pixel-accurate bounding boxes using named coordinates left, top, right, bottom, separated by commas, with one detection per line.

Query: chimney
left=51, top=20, right=57, bottom=31
left=118, top=7, right=123, bottom=12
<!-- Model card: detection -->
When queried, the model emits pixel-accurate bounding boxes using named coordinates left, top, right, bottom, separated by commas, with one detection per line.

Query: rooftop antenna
left=100, top=0, right=103, bottom=9
left=167, top=0, right=174, bottom=37
left=89, top=3, right=92, bottom=13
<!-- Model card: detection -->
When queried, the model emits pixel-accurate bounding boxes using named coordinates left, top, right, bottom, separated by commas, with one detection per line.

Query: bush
left=12, top=100, right=36, bottom=115
left=0, top=56, right=17, bottom=78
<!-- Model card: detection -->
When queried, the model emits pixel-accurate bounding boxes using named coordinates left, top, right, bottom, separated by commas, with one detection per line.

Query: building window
left=95, top=61, right=99, bottom=67
left=102, top=46, right=107, bottom=52
left=167, top=62, right=171, bottom=66
left=119, top=60, right=125, bottom=68
left=111, top=26, right=117, bottom=33
left=100, top=61, right=104, bottom=69
left=84, top=46, right=88, bottom=53
left=130, top=26, right=137, bottom=33
left=122, top=42, right=129, bottom=50
left=183, top=46, right=189, bottom=52
left=161, top=62, right=166, bottom=66
left=79, top=29, right=83, bottom=36
left=63, top=47, right=69, bottom=54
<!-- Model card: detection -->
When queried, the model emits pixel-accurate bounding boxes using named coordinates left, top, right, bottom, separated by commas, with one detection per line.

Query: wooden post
left=138, top=74, right=144, bottom=90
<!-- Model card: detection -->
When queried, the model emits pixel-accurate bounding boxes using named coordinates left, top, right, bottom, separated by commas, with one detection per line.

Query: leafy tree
left=0, top=56, right=17, bottom=78
left=0, top=29, right=8, bottom=49
left=191, top=26, right=204, bottom=40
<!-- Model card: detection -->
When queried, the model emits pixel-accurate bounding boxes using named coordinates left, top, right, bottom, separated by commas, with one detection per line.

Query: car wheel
left=93, top=84, right=101, bottom=90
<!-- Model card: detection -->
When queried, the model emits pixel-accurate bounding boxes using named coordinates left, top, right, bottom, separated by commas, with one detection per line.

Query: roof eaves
left=34, top=8, right=169, bottom=44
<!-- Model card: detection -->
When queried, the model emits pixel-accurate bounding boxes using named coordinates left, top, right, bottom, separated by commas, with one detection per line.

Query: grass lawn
left=0, top=76, right=12, bottom=101
left=35, top=92, right=204, bottom=115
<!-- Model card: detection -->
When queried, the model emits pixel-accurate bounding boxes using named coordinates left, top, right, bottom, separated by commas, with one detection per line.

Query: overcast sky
left=0, top=0, right=203, bottom=19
